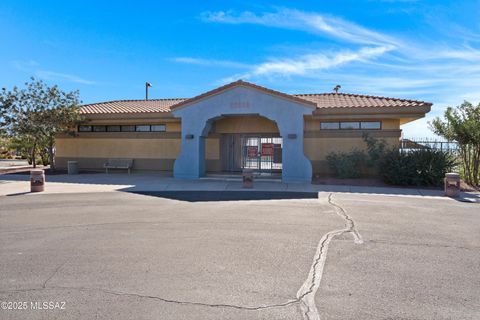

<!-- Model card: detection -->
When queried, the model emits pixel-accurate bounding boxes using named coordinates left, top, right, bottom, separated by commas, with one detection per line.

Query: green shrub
left=325, top=135, right=457, bottom=186
left=326, top=150, right=366, bottom=178
left=379, top=149, right=416, bottom=185
left=379, top=149, right=457, bottom=187
left=363, top=133, right=387, bottom=168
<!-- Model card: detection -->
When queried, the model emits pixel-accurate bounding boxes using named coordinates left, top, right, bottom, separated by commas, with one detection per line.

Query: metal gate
left=220, top=134, right=242, bottom=172
left=241, top=136, right=282, bottom=172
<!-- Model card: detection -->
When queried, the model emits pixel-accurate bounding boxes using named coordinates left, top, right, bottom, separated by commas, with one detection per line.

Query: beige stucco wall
left=205, top=138, right=219, bottom=160
left=213, top=116, right=279, bottom=133
left=304, top=137, right=400, bottom=160
left=56, top=138, right=180, bottom=159
left=56, top=115, right=404, bottom=175
left=303, top=118, right=401, bottom=175
left=56, top=118, right=183, bottom=171
left=55, top=135, right=181, bottom=171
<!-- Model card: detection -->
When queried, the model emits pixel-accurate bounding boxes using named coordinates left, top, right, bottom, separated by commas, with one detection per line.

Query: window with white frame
left=320, top=121, right=381, bottom=130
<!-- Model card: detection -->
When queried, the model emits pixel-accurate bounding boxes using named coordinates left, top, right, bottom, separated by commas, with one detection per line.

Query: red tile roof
left=79, top=80, right=431, bottom=115
left=295, top=93, right=431, bottom=109
left=80, top=99, right=187, bottom=114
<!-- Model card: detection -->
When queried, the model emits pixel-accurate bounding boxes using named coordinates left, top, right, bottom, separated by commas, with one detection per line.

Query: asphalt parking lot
left=0, top=190, right=479, bottom=320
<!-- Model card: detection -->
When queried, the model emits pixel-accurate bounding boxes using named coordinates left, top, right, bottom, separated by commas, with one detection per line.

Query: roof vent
left=145, top=82, right=152, bottom=100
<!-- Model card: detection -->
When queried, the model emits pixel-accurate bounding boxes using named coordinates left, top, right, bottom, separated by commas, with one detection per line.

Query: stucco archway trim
left=170, top=80, right=316, bottom=111
left=172, top=83, right=314, bottom=182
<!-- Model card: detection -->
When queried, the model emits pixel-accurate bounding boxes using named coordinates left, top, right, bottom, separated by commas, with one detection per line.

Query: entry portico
left=171, top=81, right=315, bottom=182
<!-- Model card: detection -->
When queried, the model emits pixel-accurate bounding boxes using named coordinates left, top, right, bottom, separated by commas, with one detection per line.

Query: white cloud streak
left=170, top=57, right=250, bottom=69
left=10, top=60, right=95, bottom=85
left=192, top=7, right=480, bottom=137
left=201, top=8, right=399, bottom=46
left=249, top=46, right=394, bottom=77
left=35, top=70, right=95, bottom=85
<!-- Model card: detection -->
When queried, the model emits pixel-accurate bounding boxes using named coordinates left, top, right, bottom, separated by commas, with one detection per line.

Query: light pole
left=145, top=82, right=152, bottom=100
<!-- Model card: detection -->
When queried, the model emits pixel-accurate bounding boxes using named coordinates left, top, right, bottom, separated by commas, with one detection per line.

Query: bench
left=104, top=159, right=134, bottom=174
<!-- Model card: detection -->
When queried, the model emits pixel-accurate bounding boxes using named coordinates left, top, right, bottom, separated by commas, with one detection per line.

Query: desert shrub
left=379, top=149, right=416, bottom=185
left=326, top=150, right=366, bottom=178
left=363, top=133, right=387, bottom=168
left=325, top=135, right=456, bottom=186
left=379, top=148, right=457, bottom=186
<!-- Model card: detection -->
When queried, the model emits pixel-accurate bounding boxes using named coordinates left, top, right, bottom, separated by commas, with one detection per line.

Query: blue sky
left=1, top=0, right=479, bottom=138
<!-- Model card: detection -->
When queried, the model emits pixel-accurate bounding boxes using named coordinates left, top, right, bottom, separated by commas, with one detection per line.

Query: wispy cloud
left=201, top=8, right=399, bottom=46
left=170, top=57, right=250, bottom=69
left=198, top=8, right=480, bottom=98
left=248, top=46, right=394, bottom=77
left=10, top=60, right=40, bottom=72
left=431, top=46, right=480, bottom=61
left=35, top=70, right=95, bottom=85
left=10, top=60, right=95, bottom=85
left=174, top=46, right=394, bottom=82
left=197, top=8, right=399, bottom=80
left=195, top=7, right=480, bottom=137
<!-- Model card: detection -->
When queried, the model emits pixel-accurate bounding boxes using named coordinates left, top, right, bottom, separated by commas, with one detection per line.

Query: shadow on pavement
left=129, top=191, right=319, bottom=202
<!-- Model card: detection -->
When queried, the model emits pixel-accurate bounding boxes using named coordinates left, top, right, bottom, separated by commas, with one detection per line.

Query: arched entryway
left=171, top=84, right=314, bottom=182
left=203, top=115, right=282, bottom=176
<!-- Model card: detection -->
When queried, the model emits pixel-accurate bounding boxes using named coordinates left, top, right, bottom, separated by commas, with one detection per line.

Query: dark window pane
left=320, top=122, right=339, bottom=130
left=360, top=121, right=381, bottom=129
left=78, top=125, right=92, bottom=132
left=93, top=126, right=106, bottom=132
left=107, top=125, right=121, bottom=132
left=340, top=122, right=360, bottom=129
left=151, top=124, right=166, bottom=132
left=135, top=125, right=151, bottom=132
left=121, top=125, right=135, bottom=132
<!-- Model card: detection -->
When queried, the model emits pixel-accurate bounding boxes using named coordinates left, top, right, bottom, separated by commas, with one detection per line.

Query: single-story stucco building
left=55, top=80, right=431, bottom=182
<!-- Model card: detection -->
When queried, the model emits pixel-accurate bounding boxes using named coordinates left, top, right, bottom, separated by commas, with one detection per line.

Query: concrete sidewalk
left=0, top=160, right=39, bottom=175
left=0, top=172, right=478, bottom=202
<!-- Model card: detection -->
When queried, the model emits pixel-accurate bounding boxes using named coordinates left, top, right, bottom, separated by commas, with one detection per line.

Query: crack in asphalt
left=1, top=286, right=299, bottom=311
left=2, top=192, right=362, bottom=319
left=55, top=286, right=300, bottom=310
left=42, top=260, right=68, bottom=288
left=295, top=193, right=363, bottom=320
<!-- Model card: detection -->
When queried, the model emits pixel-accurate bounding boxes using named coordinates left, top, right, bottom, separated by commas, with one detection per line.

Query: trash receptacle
left=30, top=169, right=45, bottom=192
left=242, top=169, right=253, bottom=188
left=444, top=172, right=460, bottom=197
left=67, top=161, right=79, bottom=175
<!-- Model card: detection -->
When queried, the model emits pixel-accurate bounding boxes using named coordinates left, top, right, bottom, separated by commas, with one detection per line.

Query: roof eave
left=313, top=104, right=431, bottom=115
left=170, top=80, right=316, bottom=111
left=80, top=111, right=175, bottom=120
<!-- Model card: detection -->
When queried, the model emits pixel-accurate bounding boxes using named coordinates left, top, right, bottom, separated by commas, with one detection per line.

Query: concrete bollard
left=444, top=172, right=460, bottom=197
left=30, top=169, right=45, bottom=192
left=242, top=169, right=254, bottom=188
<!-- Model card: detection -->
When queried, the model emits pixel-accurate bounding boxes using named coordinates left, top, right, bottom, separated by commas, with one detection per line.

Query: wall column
left=173, top=118, right=206, bottom=179
left=277, top=114, right=312, bottom=182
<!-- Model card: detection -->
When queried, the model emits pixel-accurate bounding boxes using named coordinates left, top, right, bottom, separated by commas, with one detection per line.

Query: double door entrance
left=220, top=134, right=282, bottom=173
